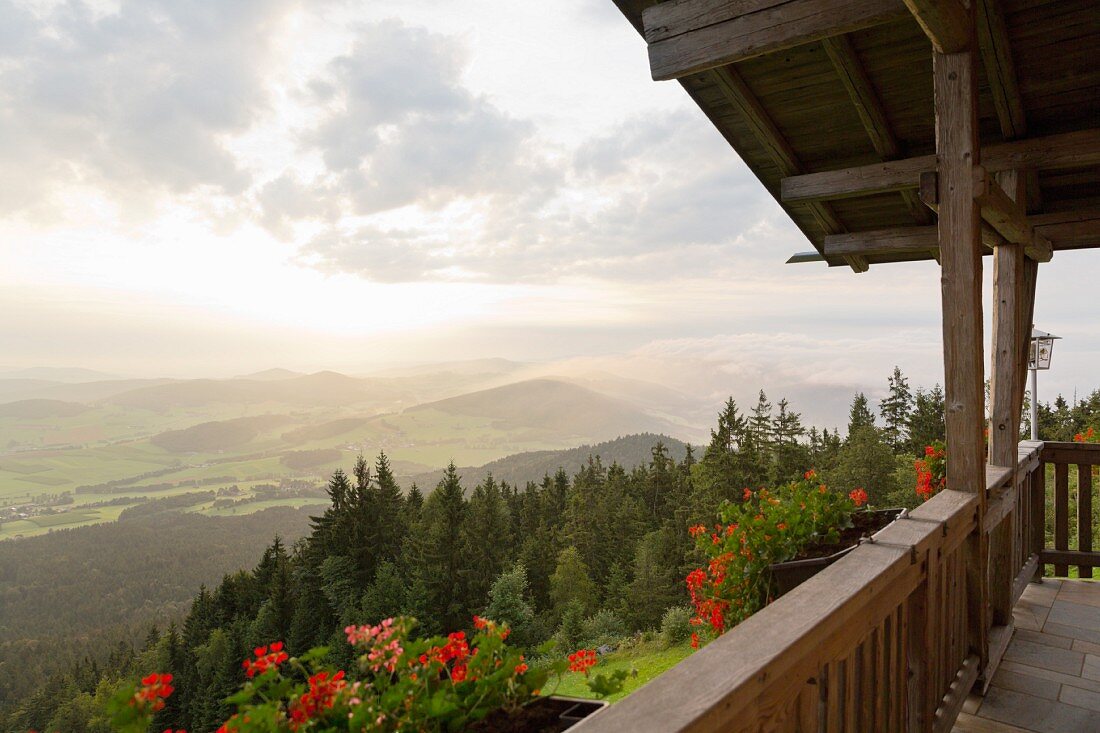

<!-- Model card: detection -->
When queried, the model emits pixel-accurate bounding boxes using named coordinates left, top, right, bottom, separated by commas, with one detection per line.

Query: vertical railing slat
left=1078, top=464, right=1094, bottom=579
left=1054, top=463, right=1069, bottom=576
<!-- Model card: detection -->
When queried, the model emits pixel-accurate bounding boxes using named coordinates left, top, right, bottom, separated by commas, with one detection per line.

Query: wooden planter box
left=769, top=508, right=904, bottom=598
left=468, top=696, right=608, bottom=732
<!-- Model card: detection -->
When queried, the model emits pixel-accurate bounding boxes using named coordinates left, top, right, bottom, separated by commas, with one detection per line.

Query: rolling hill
left=406, top=433, right=692, bottom=489
left=408, top=378, right=679, bottom=438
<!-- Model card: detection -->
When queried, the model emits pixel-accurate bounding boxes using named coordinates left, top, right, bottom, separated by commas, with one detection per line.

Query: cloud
left=300, top=20, right=538, bottom=215
left=0, top=0, right=298, bottom=216
left=296, top=105, right=774, bottom=283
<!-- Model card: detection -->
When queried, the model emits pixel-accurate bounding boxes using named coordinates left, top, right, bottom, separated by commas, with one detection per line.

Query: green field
left=547, top=641, right=695, bottom=703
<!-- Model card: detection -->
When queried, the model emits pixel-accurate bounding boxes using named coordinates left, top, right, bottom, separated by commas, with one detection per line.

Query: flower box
left=468, top=696, right=608, bottom=732
left=768, top=508, right=903, bottom=598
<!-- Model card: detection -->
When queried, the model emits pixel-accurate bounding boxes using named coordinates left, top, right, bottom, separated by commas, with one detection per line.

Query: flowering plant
left=110, top=616, right=624, bottom=733
left=684, top=471, right=861, bottom=647
left=1074, top=428, right=1099, bottom=477
left=914, top=441, right=947, bottom=501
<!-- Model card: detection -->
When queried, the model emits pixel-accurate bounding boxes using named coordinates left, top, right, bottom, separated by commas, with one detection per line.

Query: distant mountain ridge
left=410, top=378, right=679, bottom=438
left=405, top=433, right=692, bottom=490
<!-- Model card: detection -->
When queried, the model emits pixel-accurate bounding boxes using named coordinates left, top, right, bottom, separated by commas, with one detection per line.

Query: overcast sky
left=1, top=0, right=1096, bottom=416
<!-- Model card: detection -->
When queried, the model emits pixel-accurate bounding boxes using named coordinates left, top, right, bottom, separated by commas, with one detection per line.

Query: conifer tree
left=414, top=463, right=468, bottom=632
left=460, top=474, right=511, bottom=612
left=549, top=546, right=596, bottom=617
left=847, top=393, right=877, bottom=438
left=909, top=385, right=946, bottom=453
left=772, top=398, right=808, bottom=481
left=879, top=367, right=914, bottom=453
left=373, top=451, right=407, bottom=565
left=484, top=564, right=536, bottom=645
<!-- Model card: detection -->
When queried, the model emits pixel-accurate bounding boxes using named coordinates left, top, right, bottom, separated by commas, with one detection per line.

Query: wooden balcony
left=575, top=440, right=1100, bottom=732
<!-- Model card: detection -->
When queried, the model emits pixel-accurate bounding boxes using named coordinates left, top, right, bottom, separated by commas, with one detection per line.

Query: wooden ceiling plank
left=976, top=0, right=1026, bottom=140
left=902, top=0, right=973, bottom=53
left=822, top=34, right=933, bottom=226
left=643, top=0, right=909, bottom=80
left=781, top=128, right=1100, bottom=202
left=709, top=65, right=866, bottom=272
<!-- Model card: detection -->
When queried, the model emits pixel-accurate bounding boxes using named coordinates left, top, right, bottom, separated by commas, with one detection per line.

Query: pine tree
left=373, top=452, right=407, bottom=565
left=847, top=393, right=876, bottom=438
left=772, top=398, right=808, bottom=481
left=415, top=463, right=468, bottom=632
left=549, top=546, right=597, bottom=617
left=484, top=564, right=536, bottom=645
left=690, top=398, right=749, bottom=516
left=460, top=474, right=511, bottom=612
left=909, top=385, right=946, bottom=453
left=879, top=367, right=914, bottom=453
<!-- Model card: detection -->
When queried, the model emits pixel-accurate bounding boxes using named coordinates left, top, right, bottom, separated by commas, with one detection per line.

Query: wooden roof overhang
left=610, top=0, right=1100, bottom=272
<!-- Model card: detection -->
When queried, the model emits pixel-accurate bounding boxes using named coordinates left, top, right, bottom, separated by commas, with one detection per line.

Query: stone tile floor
left=953, top=578, right=1100, bottom=733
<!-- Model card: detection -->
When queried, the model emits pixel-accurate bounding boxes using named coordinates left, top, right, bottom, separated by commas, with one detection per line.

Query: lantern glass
left=1030, top=337, right=1055, bottom=370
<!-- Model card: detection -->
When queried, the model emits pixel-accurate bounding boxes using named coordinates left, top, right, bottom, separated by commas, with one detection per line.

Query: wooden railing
left=576, top=440, right=1099, bottom=733
left=1035, top=441, right=1100, bottom=578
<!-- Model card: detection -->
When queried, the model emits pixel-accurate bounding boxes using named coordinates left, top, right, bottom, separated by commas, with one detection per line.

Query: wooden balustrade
left=1036, top=441, right=1100, bottom=578
left=576, top=439, right=1099, bottom=733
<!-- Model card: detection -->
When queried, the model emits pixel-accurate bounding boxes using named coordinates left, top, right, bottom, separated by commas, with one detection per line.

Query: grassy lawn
left=546, top=641, right=695, bottom=703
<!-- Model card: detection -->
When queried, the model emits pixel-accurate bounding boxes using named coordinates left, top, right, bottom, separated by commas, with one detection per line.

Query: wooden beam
left=822, top=34, right=932, bottom=226
left=934, top=38, right=987, bottom=666
left=824, top=226, right=999, bottom=260
left=903, top=0, right=972, bottom=53
left=973, top=167, right=1054, bottom=262
left=709, top=65, right=866, bottom=273
left=976, top=0, right=1026, bottom=139
left=642, top=0, right=908, bottom=81
left=973, top=166, right=1031, bottom=244
left=1032, top=208, right=1100, bottom=251
left=819, top=210, right=1100, bottom=260
left=781, top=128, right=1100, bottom=203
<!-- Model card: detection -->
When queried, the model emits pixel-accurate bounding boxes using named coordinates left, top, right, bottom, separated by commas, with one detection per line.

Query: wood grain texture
left=780, top=128, right=1100, bottom=202
left=903, top=0, right=972, bottom=53
left=1054, top=462, right=1069, bottom=576
left=976, top=0, right=1026, bottom=139
left=1077, top=465, right=1093, bottom=578
left=644, top=0, right=907, bottom=80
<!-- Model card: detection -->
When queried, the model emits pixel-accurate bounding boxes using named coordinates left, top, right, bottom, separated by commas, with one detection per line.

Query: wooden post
left=934, top=33, right=988, bottom=667
left=988, top=171, right=1025, bottom=631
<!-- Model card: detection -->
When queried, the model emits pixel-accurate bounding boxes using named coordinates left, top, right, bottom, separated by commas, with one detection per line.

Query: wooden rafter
left=822, top=34, right=932, bottom=226
left=780, top=128, right=1100, bottom=203
left=709, top=65, right=867, bottom=272
left=903, top=0, right=972, bottom=53
left=976, top=0, right=1026, bottom=140
left=642, top=0, right=908, bottom=80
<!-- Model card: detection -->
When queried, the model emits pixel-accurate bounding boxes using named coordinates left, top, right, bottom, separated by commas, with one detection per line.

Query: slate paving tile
left=1084, top=654, right=1100, bottom=682
left=977, top=687, right=1097, bottom=733
left=1021, top=579, right=1061, bottom=608
left=1072, top=638, right=1100, bottom=656
left=952, top=711, right=1035, bottom=732
left=1059, top=683, right=1100, bottom=714
left=1013, top=627, right=1074, bottom=649
left=1047, top=600, right=1100, bottom=633
left=989, top=668, right=1061, bottom=700
left=999, top=660, right=1100, bottom=694
left=1003, top=638, right=1085, bottom=676
left=1057, top=581, right=1100, bottom=609
left=1043, top=621, right=1100, bottom=646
